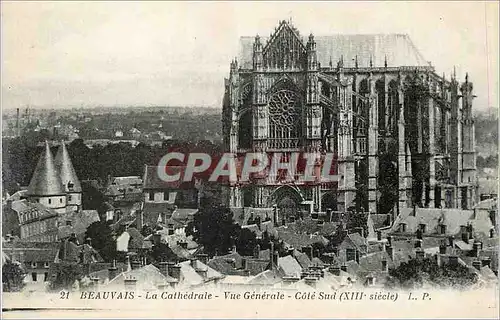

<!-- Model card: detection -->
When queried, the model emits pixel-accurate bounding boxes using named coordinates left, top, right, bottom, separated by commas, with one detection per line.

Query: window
left=439, top=224, right=446, bottom=234
left=48, top=199, right=52, bottom=205
left=149, top=192, right=154, bottom=201
left=44, top=262, right=50, bottom=268
left=68, top=195, right=72, bottom=201
left=31, top=262, right=37, bottom=268
left=346, top=248, right=356, bottom=261
left=60, top=198, right=63, bottom=203
left=163, top=191, right=169, bottom=201
left=44, top=272, right=49, bottom=282
left=66, top=220, right=72, bottom=226
left=32, top=273, right=37, bottom=282
left=400, top=223, right=407, bottom=232
left=419, top=224, right=426, bottom=234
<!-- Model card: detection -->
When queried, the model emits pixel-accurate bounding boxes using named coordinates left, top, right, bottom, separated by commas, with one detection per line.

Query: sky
left=1, top=1, right=498, bottom=110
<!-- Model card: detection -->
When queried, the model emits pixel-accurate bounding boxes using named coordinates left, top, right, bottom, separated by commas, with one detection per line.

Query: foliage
left=2, top=260, right=26, bottom=292
left=185, top=196, right=240, bottom=257
left=235, top=228, right=259, bottom=256
left=151, top=242, right=177, bottom=263
left=84, top=221, right=116, bottom=262
left=386, top=257, right=478, bottom=289
left=141, top=225, right=155, bottom=237
left=49, top=262, right=83, bottom=291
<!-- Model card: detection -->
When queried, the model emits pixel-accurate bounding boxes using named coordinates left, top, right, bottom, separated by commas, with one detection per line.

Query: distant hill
left=474, top=108, right=498, bottom=159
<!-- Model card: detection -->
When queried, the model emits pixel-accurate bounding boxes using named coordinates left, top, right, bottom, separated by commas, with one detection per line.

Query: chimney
left=170, top=264, right=181, bottom=280
left=242, top=257, right=248, bottom=271
left=448, top=255, right=459, bottom=266
left=385, top=245, right=394, bottom=260
left=448, top=236, right=455, bottom=247
left=124, top=276, right=137, bottom=290
left=415, top=249, right=425, bottom=260
left=326, top=208, right=332, bottom=222
left=467, top=224, right=474, bottom=239
left=272, top=251, right=279, bottom=270
left=461, top=229, right=469, bottom=244
left=329, top=266, right=341, bottom=276
left=231, top=245, right=237, bottom=254
left=355, top=250, right=360, bottom=264
left=197, top=254, right=208, bottom=265
left=382, top=260, right=388, bottom=272
left=190, top=258, right=197, bottom=267
left=416, top=228, right=423, bottom=240
left=377, top=230, right=382, bottom=241
left=136, top=210, right=143, bottom=231
left=439, top=242, right=447, bottom=254
left=159, top=261, right=169, bottom=278
left=472, top=241, right=482, bottom=257
left=386, top=235, right=393, bottom=246
left=472, top=260, right=482, bottom=270
left=489, top=228, right=495, bottom=239
left=131, top=260, right=142, bottom=270
left=153, top=233, right=161, bottom=246
left=108, top=260, right=118, bottom=281
left=414, top=239, right=422, bottom=248
left=481, top=257, right=491, bottom=268
left=180, top=241, right=188, bottom=249
left=340, top=265, right=347, bottom=272
left=302, top=246, right=313, bottom=260
left=253, top=244, right=260, bottom=259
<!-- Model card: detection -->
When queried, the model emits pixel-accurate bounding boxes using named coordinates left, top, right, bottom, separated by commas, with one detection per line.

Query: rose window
left=268, top=90, right=301, bottom=140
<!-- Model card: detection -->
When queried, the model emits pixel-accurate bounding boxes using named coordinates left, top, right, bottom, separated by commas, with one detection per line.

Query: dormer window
left=67, top=182, right=74, bottom=191
left=66, top=220, right=72, bottom=226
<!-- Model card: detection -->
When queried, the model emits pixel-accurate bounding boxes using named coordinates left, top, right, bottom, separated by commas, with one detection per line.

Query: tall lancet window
left=268, top=89, right=301, bottom=148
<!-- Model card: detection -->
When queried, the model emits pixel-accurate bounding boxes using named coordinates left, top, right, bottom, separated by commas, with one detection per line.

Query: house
left=2, top=241, right=59, bottom=284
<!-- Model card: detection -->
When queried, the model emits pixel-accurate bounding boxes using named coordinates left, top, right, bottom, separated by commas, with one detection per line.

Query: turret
left=27, top=141, right=66, bottom=213
left=55, top=141, right=82, bottom=212
left=306, top=33, right=317, bottom=70
left=253, top=35, right=263, bottom=70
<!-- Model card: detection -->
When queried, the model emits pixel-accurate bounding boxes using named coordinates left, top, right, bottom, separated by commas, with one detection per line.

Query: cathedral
left=222, top=20, right=477, bottom=219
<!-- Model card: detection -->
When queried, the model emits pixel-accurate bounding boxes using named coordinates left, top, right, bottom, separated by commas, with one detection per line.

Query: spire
left=369, top=54, right=373, bottom=67
left=355, top=55, right=358, bottom=68
left=329, top=56, right=333, bottom=68
left=465, top=72, right=469, bottom=83
left=27, top=141, right=64, bottom=196
left=384, top=55, right=388, bottom=68
left=55, top=141, right=82, bottom=193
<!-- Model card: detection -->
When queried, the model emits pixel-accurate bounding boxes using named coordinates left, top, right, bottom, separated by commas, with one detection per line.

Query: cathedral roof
left=27, top=141, right=65, bottom=196
left=238, top=34, right=429, bottom=69
left=55, top=142, right=82, bottom=193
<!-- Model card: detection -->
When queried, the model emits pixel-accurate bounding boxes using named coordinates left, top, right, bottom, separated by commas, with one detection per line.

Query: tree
left=84, top=221, right=116, bottom=262
left=49, top=262, right=83, bottom=291
left=185, top=196, right=240, bottom=257
left=235, top=228, right=258, bottom=256
left=2, top=260, right=26, bottom=292
left=386, top=257, right=478, bottom=289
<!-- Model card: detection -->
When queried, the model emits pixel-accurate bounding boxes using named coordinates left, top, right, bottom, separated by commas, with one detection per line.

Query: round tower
left=55, top=141, right=82, bottom=212
left=27, top=141, right=67, bottom=213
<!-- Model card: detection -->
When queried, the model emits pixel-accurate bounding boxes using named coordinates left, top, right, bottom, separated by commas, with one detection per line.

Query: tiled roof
left=277, top=255, right=302, bottom=277
left=107, top=264, right=173, bottom=290
left=247, top=269, right=282, bottom=285
left=143, top=165, right=195, bottom=190
left=27, top=141, right=65, bottom=196
left=11, top=199, right=59, bottom=224
left=238, top=33, right=429, bottom=69
left=293, top=250, right=312, bottom=269
left=54, top=142, right=82, bottom=193
left=57, top=210, right=100, bottom=240
left=2, top=241, right=59, bottom=262
left=178, top=260, right=224, bottom=287
left=391, top=208, right=480, bottom=236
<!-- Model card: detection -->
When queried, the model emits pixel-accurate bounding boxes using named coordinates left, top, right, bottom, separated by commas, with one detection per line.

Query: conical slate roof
left=27, top=141, right=65, bottom=196
left=55, top=142, right=82, bottom=193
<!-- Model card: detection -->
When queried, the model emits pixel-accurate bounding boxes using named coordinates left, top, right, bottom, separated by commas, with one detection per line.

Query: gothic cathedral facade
left=222, top=20, right=477, bottom=219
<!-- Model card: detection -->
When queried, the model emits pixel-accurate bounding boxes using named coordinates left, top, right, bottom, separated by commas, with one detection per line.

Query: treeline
left=2, top=137, right=223, bottom=193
